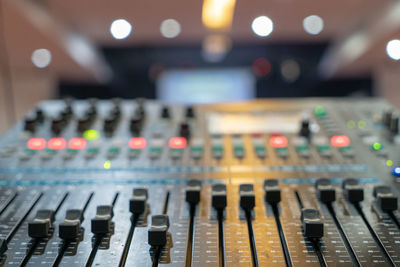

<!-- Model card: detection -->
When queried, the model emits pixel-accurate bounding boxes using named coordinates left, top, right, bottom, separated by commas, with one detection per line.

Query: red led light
left=169, top=137, right=187, bottom=149
left=129, top=137, right=147, bottom=149
left=331, top=135, right=350, bottom=147
left=48, top=138, right=66, bottom=150
left=270, top=136, right=288, bottom=148
left=68, top=138, right=87, bottom=150
left=27, top=138, right=46, bottom=150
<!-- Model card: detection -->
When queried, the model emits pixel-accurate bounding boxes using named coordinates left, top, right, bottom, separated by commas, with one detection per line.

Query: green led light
left=372, top=142, right=383, bottom=151
left=83, top=129, right=100, bottom=140
left=103, top=160, right=111, bottom=169
left=347, top=120, right=356, bottom=129
left=358, top=120, right=366, bottom=129
left=314, top=106, right=326, bottom=117
left=386, top=160, right=393, bottom=166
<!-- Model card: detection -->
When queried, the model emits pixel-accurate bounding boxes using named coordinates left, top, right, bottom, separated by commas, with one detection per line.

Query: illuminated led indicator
left=314, top=106, right=326, bottom=117
left=372, top=142, right=383, bottom=151
left=129, top=137, right=147, bottom=149
left=169, top=137, right=187, bottom=149
left=331, top=135, right=350, bottom=147
left=48, top=138, right=66, bottom=150
left=27, top=138, right=46, bottom=150
left=347, top=120, right=356, bottom=129
left=386, top=160, right=393, bottom=167
left=83, top=129, right=100, bottom=140
left=104, top=160, right=111, bottom=169
left=392, top=166, right=400, bottom=177
left=358, top=120, right=366, bottom=129
left=68, top=138, right=87, bottom=150
left=270, top=136, right=288, bottom=148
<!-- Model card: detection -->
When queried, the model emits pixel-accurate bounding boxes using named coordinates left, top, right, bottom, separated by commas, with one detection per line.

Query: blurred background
left=1, top=0, right=400, bottom=134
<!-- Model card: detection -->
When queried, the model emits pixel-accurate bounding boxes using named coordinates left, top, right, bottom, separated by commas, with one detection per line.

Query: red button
left=68, top=138, right=87, bottom=150
left=269, top=136, right=288, bottom=148
left=129, top=137, right=147, bottom=149
left=27, top=138, right=46, bottom=150
left=331, top=135, right=350, bottom=147
left=48, top=138, right=66, bottom=150
left=169, top=137, right=187, bottom=149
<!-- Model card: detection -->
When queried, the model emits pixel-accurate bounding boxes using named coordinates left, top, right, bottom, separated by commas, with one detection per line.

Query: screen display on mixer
left=156, top=68, right=255, bottom=104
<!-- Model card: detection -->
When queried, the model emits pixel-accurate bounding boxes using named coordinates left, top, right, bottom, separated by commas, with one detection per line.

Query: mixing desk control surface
left=1, top=98, right=400, bottom=266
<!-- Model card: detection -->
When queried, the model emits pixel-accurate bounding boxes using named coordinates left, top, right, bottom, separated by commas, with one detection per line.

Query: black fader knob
left=186, top=180, right=201, bottom=205
left=390, top=115, right=399, bottom=134
left=130, top=188, right=148, bottom=214
left=91, top=205, right=114, bottom=234
left=59, top=209, right=83, bottom=240
left=179, top=122, right=190, bottom=139
left=383, top=110, right=393, bottom=126
left=342, top=178, right=364, bottom=203
left=315, top=178, right=336, bottom=203
left=185, top=106, right=195, bottom=119
left=212, top=184, right=227, bottom=210
left=301, top=208, right=324, bottom=239
left=239, top=184, right=255, bottom=210
left=24, top=116, right=37, bottom=133
left=373, top=185, right=398, bottom=211
left=299, top=119, right=311, bottom=138
left=264, top=179, right=281, bottom=204
left=28, top=209, right=55, bottom=238
left=148, top=215, right=170, bottom=246
left=161, top=106, right=170, bottom=119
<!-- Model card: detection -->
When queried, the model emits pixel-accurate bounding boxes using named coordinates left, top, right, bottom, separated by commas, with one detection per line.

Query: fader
left=0, top=98, right=400, bottom=266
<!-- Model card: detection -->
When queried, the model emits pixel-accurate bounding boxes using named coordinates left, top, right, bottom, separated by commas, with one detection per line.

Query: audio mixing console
left=0, top=98, right=400, bottom=266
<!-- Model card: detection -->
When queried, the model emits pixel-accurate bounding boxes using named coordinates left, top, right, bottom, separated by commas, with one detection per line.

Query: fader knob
left=51, top=116, right=64, bottom=134
left=179, top=122, right=190, bottom=139
left=24, top=116, right=37, bottom=133
left=185, top=106, right=195, bottom=119
left=130, top=116, right=142, bottom=135
left=28, top=209, right=55, bottom=238
left=91, top=205, right=113, bottom=234
left=301, top=208, right=324, bottom=238
left=59, top=209, right=83, bottom=239
left=130, top=188, right=148, bottom=214
left=212, top=184, right=227, bottom=210
left=161, top=106, right=170, bottom=119
left=373, top=185, right=398, bottom=211
left=299, top=119, right=311, bottom=138
left=342, top=178, right=363, bottom=203
left=148, top=215, right=170, bottom=246
left=186, top=180, right=201, bottom=205
left=264, top=179, right=281, bottom=204
left=239, top=184, right=255, bottom=210
left=35, top=108, right=45, bottom=123
left=383, top=110, right=393, bottom=126
left=315, top=178, right=336, bottom=203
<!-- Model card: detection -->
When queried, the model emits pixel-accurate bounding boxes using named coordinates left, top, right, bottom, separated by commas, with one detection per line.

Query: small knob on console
left=59, top=209, right=83, bottom=240
left=28, top=209, right=55, bottom=238
left=148, top=215, right=170, bottom=246
left=301, top=208, right=324, bottom=238
left=186, top=180, right=201, bottom=205
left=130, top=188, right=148, bottom=214
left=315, top=178, right=336, bottom=203
left=342, top=178, right=363, bottom=203
left=91, top=205, right=114, bottom=234
left=264, top=179, right=281, bottom=204
left=212, top=184, right=227, bottom=210
left=239, top=184, right=255, bottom=210
left=373, top=185, right=398, bottom=211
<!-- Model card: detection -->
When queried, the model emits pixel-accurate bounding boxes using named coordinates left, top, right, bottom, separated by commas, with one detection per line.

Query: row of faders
left=0, top=178, right=399, bottom=266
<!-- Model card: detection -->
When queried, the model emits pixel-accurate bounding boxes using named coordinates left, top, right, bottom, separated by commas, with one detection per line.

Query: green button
left=170, top=148, right=183, bottom=154
left=317, top=145, right=330, bottom=152
left=275, top=147, right=288, bottom=152
left=45, top=149, right=57, bottom=155
left=108, top=147, right=120, bottom=154
left=296, top=145, right=309, bottom=151
left=67, top=149, right=78, bottom=154
left=87, top=147, right=99, bottom=154
left=314, top=106, right=327, bottom=117
left=150, top=147, right=162, bottom=153
left=191, top=146, right=203, bottom=153
left=255, top=146, right=265, bottom=152
left=234, top=146, right=244, bottom=153
left=212, top=146, right=223, bottom=153
left=24, top=148, right=36, bottom=155
left=338, top=146, right=352, bottom=152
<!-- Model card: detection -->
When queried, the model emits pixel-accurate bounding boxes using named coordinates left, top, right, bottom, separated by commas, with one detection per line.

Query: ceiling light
left=251, top=16, right=273, bottom=37
left=202, top=0, right=237, bottom=30
left=386, top=39, right=400, bottom=60
left=110, top=19, right=132, bottom=40
left=303, top=15, right=324, bottom=35
left=202, top=34, right=232, bottom=62
left=31, top=48, right=52, bottom=68
left=160, top=19, right=181, bottom=38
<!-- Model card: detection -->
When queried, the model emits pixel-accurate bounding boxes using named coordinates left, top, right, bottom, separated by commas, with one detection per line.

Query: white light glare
left=31, top=49, right=52, bottom=68
left=303, top=15, right=324, bottom=35
left=110, top=19, right=132, bottom=40
left=251, top=16, right=273, bottom=37
left=386, top=39, right=400, bottom=60
left=160, top=19, right=181, bottom=38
